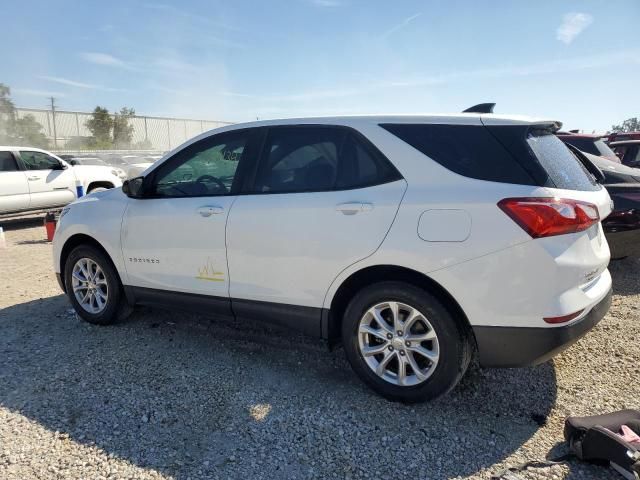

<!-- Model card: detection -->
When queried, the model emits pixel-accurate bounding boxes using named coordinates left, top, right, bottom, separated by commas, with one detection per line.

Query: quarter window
left=149, top=131, right=249, bottom=198
left=252, top=126, right=400, bottom=194
left=0, top=151, right=18, bottom=172
left=20, top=151, right=61, bottom=170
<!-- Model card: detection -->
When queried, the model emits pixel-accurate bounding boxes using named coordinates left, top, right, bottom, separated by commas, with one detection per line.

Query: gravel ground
left=0, top=219, right=638, bottom=480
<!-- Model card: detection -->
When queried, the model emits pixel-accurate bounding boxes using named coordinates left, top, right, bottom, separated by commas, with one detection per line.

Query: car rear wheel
left=341, top=281, right=472, bottom=402
left=64, top=245, right=130, bottom=325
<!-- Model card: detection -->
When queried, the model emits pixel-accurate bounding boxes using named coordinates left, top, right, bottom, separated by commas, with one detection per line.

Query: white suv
left=0, top=147, right=123, bottom=216
left=52, top=113, right=613, bottom=402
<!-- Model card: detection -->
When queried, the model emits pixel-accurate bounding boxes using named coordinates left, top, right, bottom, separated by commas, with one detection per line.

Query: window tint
left=150, top=132, right=248, bottom=197
left=0, top=151, right=18, bottom=172
left=526, top=129, right=599, bottom=191
left=381, top=123, right=535, bottom=185
left=20, top=151, right=60, bottom=170
left=253, top=126, right=401, bottom=194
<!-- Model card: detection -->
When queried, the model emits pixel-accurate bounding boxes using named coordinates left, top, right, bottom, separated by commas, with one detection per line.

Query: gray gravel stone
left=0, top=222, right=637, bottom=479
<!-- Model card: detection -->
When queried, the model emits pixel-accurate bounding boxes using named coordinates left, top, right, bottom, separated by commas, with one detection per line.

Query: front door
left=0, top=151, right=30, bottom=214
left=121, top=129, right=258, bottom=312
left=17, top=150, right=76, bottom=209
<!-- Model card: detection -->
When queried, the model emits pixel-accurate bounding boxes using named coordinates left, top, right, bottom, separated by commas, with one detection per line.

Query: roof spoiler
left=462, top=103, right=495, bottom=114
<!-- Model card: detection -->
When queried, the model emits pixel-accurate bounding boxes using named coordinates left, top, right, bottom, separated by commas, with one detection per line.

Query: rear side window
left=252, top=126, right=401, bottom=193
left=381, top=124, right=535, bottom=185
left=0, top=151, right=19, bottom=172
left=383, top=123, right=600, bottom=191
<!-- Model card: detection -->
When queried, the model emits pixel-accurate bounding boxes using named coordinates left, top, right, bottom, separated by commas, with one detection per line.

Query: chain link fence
left=15, top=108, right=233, bottom=152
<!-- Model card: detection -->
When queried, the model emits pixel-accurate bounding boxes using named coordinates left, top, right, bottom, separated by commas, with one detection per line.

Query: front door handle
left=197, top=206, right=224, bottom=217
left=27, top=176, right=41, bottom=181
left=336, top=202, right=373, bottom=215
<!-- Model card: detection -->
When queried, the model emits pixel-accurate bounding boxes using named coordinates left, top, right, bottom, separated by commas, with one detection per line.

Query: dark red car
left=556, top=131, right=620, bottom=163
left=608, top=131, right=640, bottom=143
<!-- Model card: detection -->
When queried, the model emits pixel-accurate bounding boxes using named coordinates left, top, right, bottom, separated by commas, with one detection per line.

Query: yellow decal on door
left=196, top=258, right=225, bottom=282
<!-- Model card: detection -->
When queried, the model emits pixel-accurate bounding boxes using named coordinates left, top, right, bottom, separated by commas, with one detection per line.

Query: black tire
left=63, top=244, right=131, bottom=325
left=341, top=281, right=472, bottom=403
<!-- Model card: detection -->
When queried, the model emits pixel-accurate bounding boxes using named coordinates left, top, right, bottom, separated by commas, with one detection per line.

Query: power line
left=49, top=97, right=58, bottom=149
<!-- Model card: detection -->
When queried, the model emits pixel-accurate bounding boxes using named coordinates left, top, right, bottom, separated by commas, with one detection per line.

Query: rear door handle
left=197, top=206, right=224, bottom=217
left=336, top=202, right=373, bottom=215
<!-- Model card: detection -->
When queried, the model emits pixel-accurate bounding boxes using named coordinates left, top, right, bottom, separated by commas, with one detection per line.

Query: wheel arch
left=324, top=265, right=475, bottom=347
left=87, top=181, right=115, bottom=192
left=59, top=234, right=128, bottom=302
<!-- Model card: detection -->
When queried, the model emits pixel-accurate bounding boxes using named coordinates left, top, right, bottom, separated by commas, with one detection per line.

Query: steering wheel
left=195, top=175, right=227, bottom=193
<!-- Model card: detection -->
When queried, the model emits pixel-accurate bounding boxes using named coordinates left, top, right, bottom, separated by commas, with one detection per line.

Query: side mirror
left=122, top=176, right=145, bottom=198
left=69, top=159, right=78, bottom=166
left=53, top=161, right=67, bottom=170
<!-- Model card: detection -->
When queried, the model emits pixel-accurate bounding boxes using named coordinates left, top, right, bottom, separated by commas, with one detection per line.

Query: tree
left=611, top=117, right=640, bottom=133
left=12, top=114, right=49, bottom=148
left=112, top=107, right=135, bottom=148
left=85, top=106, right=113, bottom=148
left=0, top=83, right=48, bottom=147
left=0, top=83, right=17, bottom=143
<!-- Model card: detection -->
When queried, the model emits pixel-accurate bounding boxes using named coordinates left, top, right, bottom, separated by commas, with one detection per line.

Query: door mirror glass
left=123, top=176, right=145, bottom=198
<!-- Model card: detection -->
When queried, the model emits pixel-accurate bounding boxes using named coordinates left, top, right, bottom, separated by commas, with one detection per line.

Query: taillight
left=498, top=197, right=600, bottom=238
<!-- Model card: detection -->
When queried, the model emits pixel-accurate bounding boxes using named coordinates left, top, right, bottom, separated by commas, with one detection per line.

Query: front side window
left=0, top=151, right=19, bottom=172
left=149, top=132, right=248, bottom=198
left=252, top=126, right=400, bottom=194
left=20, top=151, right=60, bottom=170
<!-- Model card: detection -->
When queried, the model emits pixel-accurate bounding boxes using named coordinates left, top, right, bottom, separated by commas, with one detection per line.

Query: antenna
left=462, top=103, right=495, bottom=114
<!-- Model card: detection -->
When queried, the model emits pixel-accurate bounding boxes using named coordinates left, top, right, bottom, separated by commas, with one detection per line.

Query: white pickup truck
left=0, top=146, right=123, bottom=216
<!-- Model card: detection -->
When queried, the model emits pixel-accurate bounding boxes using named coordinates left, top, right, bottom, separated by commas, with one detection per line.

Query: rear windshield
left=381, top=123, right=600, bottom=191
left=526, top=129, right=599, bottom=191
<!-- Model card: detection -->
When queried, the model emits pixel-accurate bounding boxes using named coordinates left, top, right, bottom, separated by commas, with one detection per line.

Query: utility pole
left=49, top=97, right=58, bottom=149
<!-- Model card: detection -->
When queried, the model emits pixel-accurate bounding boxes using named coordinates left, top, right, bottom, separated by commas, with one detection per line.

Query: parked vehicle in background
left=567, top=145, right=640, bottom=259
left=608, top=131, right=640, bottom=143
left=69, top=157, right=127, bottom=180
left=53, top=111, right=614, bottom=402
left=557, top=131, right=620, bottom=163
left=610, top=140, right=640, bottom=168
left=0, top=147, right=123, bottom=215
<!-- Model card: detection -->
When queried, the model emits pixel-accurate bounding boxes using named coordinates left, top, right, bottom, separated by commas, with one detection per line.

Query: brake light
left=498, top=197, right=599, bottom=238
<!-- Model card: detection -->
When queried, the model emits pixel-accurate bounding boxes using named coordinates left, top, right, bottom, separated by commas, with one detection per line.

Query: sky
left=2, top=0, right=639, bottom=132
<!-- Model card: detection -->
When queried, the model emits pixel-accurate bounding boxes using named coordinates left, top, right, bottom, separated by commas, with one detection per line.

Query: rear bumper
left=473, top=287, right=612, bottom=367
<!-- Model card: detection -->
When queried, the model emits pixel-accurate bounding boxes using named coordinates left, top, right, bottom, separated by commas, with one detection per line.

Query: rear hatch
left=482, top=117, right=612, bottom=293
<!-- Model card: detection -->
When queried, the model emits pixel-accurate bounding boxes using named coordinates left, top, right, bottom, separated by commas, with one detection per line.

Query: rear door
left=17, top=150, right=76, bottom=209
left=226, top=125, right=407, bottom=331
left=0, top=150, right=30, bottom=214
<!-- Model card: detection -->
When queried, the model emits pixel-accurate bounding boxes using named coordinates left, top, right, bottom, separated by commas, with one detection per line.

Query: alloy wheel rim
left=71, top=258, right=109, bottom=314
left=358, top=301, right=439, bottom=386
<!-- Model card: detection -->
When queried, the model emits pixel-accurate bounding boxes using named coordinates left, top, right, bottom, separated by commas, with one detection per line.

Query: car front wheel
left=341, top=281, right=472, bottom=402
left=64, top=245, right=129, bottom=325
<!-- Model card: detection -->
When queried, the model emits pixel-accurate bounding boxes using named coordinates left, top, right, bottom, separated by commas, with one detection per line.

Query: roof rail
left=462, top=103, right=495, bottom=114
